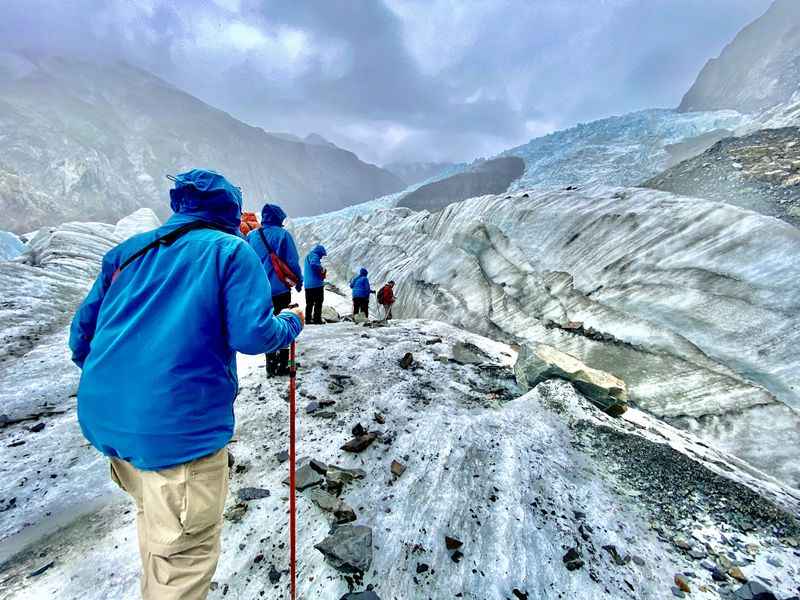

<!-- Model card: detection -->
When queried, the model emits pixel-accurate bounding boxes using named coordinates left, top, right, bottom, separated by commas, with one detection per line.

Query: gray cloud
left=0, top=0, right=774, bottom=164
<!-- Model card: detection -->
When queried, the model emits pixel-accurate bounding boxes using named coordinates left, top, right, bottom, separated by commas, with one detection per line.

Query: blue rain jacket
left=303, top=245, right=327, bottom=289
left=350, top=268, right=372, bottom=298
left=69, top=169, right=303, bottom=471
left=247, top=204, right=303, bottom=296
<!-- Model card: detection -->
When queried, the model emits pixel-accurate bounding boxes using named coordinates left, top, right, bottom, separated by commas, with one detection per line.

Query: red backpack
left=377, top=284, right=391, bottom=305
left=258, top=229, right=300, bottom=288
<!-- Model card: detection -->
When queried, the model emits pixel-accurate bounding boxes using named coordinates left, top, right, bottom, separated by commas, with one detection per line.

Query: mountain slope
left=397, top=156, right=525, bottom=211
left=383, top=162, right=458, bottom=187
left=294, top=186, right=800, bottom=487
left=644, top=127, right=800, bottom=225
left=0, top=56, right=405, bottom=232
left=679, top=0, right=800, bottom=113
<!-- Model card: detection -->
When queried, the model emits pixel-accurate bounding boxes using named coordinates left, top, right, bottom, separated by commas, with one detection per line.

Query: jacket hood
left=169, top=169, right=242, bottom=233
left=359, top=268, right=368, bottom=276
left=312, top=244, right=327, bottom=257
left=262, top=204, right=287, bottom=227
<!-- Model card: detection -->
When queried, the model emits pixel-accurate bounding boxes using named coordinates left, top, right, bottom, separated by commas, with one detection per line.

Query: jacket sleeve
left=309, top=254, right=321, bottom=275
left=68, top=255, right=114, bottom=368
left=223, top=242, right=302, bottom=354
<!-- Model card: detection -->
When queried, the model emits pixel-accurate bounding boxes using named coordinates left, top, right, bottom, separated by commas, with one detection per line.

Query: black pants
left=305, top=287, right=324, bottom=324
left=353, top=297, right=369, bottom=318
left=267, top=291, right=292, bottom=375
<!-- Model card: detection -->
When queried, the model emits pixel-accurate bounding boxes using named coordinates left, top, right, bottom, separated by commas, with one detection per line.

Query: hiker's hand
left=290, top=307, right=305, bottom=326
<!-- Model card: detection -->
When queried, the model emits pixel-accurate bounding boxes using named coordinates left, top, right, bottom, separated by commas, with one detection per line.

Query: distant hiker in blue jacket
left=69, top=169, right=304, bottom=600
left=247, top=203, right=303, bottom=376
left=303, top=244, right=327, bottom=324
left=350, top=267, right=372, bottom=318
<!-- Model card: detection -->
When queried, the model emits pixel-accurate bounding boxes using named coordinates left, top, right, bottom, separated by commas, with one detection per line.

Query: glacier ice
left=2, top=317, right=798, bottom=599
left=0, top=231, right=24, bottom=260
left=292, top=186, right=800, bottom=486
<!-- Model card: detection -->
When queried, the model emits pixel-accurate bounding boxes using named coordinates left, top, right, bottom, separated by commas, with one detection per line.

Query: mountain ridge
left=0, top=55, right=405, bottom=232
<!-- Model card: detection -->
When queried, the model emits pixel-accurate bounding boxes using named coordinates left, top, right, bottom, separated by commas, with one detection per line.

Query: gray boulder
left=322, top=305, right=341, bottom=323
left=514, top=343, right=628, bottom=415
left=314, top=524, right=373, bottom=573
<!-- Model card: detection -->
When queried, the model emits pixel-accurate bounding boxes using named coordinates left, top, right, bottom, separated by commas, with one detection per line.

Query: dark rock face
left=645, top=127, right=800, bottom=226
left=732, top=581, right=779, bottom=600
left=562, top=547, right=584, bottom=571
left=341, top=433, right=378, bottom=453
left=399, top=353, right=415, bottom=369
left=398, top=156, right=525, bottom=212
left=283, top=464, right=324, bottom=491
left=314, top=525, right=373, bottom=573
left=236, top=487, right=271, bottom=502
left=339, top=591, right=381, bottom=600
left=0, top=56, right=406, bottom=232
left=679, top=0, right=800, bottom=113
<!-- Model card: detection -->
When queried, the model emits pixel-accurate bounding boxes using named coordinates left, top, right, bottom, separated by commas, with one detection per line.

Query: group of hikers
left=238, top=202, right=396, bottom=376
left=67, top=169, right=395, bottom=599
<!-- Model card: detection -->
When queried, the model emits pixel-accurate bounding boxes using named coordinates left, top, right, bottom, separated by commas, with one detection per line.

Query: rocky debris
left=732, top=581, right=780, bottom=600
left=562, top=547, right=584, bottom=571
left=224, top=503, right=248, bottom=523
left=512, top=590, right=529, bottom=600
left=390, top=460, right=406, bottom=478
left=305, top=488, right=357, bottom=524
left=515, top=344, right=628, bottom=415
left=313, top=410, right=337, bottom=419
left=341, top=423, right=380, bottom=453
left=373, top=412, right=385, bottom=425
left=424, top=338, right=443, bottom=345
left=275, top=449, right=289, bottom=462
left=321, top=306, right=341, bottom=323
left=445, top=536, right=463, bottom=550
left=306, top=399, right=336, bottom=414
left=325, top=465, right=367, bottom=496
left=236, top=487, right=270, bottom=502
left=28, top=561, right=54, bottom=578
left=674, top=574, right=691, bottom=593
left=283, top=463, right=324, bottom=491
left=29, top=422, right=45, bottom=433
left=314, top=524, right=373, bottom=573
left=602, top=544, right=629, bottom=566
left=450, top=341, right=492, bottom=365
left=645, top=127, right=800, bottom=225
left=729, top=567, right=748, bottom=583
left=268, top=565, right=282, bottom=584
left=399, top=353, right=415, bottom=370
left=339, top=592, right=381, bottom=600
left=451, top=550, right=464, bottom=563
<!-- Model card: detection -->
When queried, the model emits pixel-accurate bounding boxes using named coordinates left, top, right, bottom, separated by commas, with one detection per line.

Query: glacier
left=292, top=186, right=800, bottom=488
left=1, top=208, right=799, bottom=599
left=2, top=310, right=799, bottom=599
left=0, top=231, right=24, bottom=260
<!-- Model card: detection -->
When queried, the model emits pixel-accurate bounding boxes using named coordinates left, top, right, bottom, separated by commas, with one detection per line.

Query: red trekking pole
left=288, top=340, right=298, bottom=600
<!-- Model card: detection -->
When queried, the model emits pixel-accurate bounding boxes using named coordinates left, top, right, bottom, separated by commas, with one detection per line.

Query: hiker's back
left=76, top=220, right=250, bottom=470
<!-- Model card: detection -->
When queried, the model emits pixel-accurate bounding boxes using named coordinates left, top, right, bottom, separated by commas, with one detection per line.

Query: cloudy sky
left=0, top=0, right=774, bottom=165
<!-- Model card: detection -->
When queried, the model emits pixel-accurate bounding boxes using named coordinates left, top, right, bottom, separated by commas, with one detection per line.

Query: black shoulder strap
left=257, top=227, right=273, bottom=254
left=114, top=221, right=228, bottom=279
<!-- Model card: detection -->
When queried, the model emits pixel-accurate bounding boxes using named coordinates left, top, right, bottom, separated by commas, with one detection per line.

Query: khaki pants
left=110, top=448, right=229, bottom=600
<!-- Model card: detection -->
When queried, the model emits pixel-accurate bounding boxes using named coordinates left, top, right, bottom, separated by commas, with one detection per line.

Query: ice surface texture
left=294, top=187, right=800, bottom=486
left=2, top=319, right=798, bottom=599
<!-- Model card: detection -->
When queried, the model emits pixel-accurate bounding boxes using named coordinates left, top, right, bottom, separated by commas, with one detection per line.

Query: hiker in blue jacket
left=350, top=267, right=372, bottom=318
left=303, top=244, right=327, bottom=324
left=247, top=203, right=303, bottom=376
left=69, top=169, right=304, bottom=600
